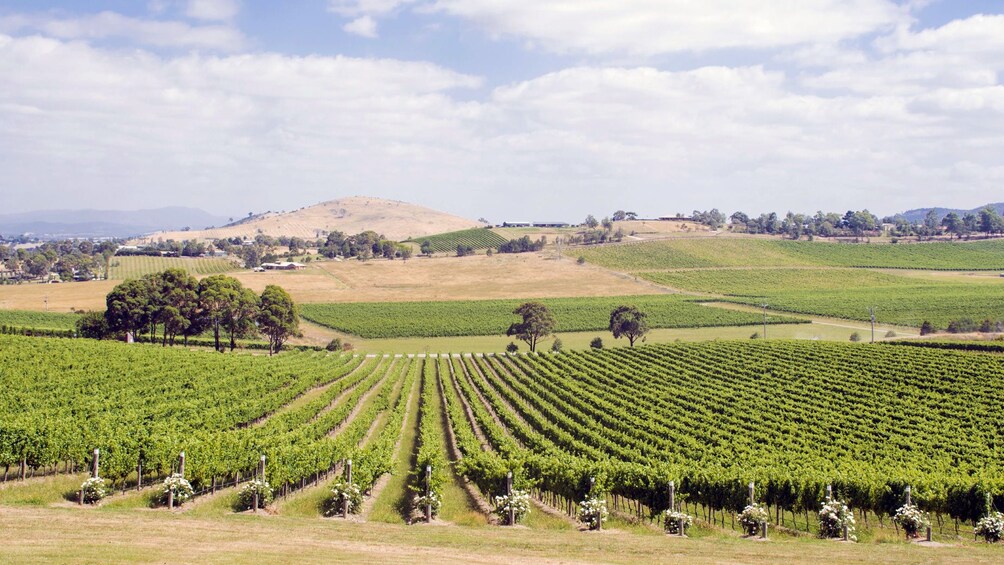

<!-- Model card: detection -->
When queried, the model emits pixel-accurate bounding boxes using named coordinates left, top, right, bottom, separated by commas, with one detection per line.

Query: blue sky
left=2, top=1, right=1004, bottom=222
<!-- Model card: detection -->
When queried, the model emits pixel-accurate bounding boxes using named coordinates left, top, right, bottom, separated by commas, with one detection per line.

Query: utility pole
left=761, top=303, right=768, bottom=339
left=868, top=306, right=876, bottom=343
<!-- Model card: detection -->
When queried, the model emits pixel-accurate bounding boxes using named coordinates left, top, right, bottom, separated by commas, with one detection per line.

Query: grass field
left=579, top=238, right=1004, bottom=271
left=108, top=256, right=237, bottom=280
left=5, top=505, right=998, bottom=564
left=300, top=295, right=805, bottom=338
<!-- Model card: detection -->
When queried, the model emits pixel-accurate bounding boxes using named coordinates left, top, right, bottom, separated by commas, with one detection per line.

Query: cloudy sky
left=1, top=1, right=1003, bottom=222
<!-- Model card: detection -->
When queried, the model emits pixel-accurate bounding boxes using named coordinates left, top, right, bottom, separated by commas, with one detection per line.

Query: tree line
left=78, top=268, right=298, bottom=355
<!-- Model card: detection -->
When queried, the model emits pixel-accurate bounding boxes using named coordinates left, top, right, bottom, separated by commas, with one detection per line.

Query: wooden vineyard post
left=137, top=460, right=142, bottom=490
left=926, top=525, right=932, bottom=542
left=425, top=465, right=432, bottom=523
left=92, top=448, right=100, bottom=479
left=826, top=484, right=832, bottom=503
left=905, top=485, right=912, bottom=506
left=592, top=477, right=600, bottom=532
left=253, top=455, right=266, bottom=513
left=343, top=459, right=353, bottom=519
left=843, top=524, right=849, bottom=541
left=748, top=481, right=754, bottom=506
left=506, top=471, right=514, bottom=526
left=669, top=480, right=684, bottom=536
left=179, top=452, right=185, bottom=477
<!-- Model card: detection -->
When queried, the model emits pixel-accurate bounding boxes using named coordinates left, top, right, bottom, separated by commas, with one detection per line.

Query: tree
left=199, top=275, right=242, bottom=352
left=584, top=215, right=599, bottom=229
left=506, top=342, right=519, bottom=353
left=258, top=285, right=298, bottom=355
left=942, top=212, right=964, bottom=239
left=420, top=241, right=433, bottom=257
left=920, top=321, right=934, bottom=336
left=550, top=338, right=563, bottom=353
left=612, top=210, right=627, bottom=222
left=76, top=311, right=110, bottom=340
left=506, top=302, right=555, bottom=353
left=589, top=337, right=603, bottom=349
left=105, top=278, right=152, bottom=341
left=609, top=305, right=649, bottom=347
left=224, top=287, right=260, bottom=351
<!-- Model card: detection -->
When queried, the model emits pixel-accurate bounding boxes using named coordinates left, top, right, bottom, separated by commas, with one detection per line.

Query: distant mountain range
left=898, top=203, right=1004, bottom=223
left=0, top=207, right=230, bottom=239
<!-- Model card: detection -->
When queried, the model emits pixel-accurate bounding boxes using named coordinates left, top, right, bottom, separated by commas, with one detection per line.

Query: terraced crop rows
left=407, top=228, right=507, bottom=253
left=108, top=256, right=237, bottom=280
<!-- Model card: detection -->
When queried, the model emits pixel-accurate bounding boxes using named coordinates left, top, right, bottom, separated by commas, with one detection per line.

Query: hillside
left=137, top=196, right=479, bottom=243
left=899, top=202, right=1004, bottom=223
left=0, top=206, right=227, bottom=239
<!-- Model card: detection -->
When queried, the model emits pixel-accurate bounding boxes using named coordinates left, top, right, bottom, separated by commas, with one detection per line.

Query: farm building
left=260, top=261, right=306, bottom=270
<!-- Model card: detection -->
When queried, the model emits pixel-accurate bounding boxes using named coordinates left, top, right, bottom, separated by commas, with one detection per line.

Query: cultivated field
left=3, top=335, right=1003, bottom=564
left=300, top=295, right=803, bottom=338
left=107, top=256, right=237, bottom=280
left=405, top=228, right=506, bottom=253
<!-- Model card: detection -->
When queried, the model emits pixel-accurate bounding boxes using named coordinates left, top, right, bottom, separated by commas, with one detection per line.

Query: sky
left=1, top=1, right=1004, bottom=223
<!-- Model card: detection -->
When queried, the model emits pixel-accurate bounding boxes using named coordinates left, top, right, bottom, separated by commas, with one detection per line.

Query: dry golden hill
left=135, top=196, right=480, bottom=243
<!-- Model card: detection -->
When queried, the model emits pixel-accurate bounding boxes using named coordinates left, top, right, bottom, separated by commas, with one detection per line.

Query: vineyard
left=721, top=284, right=1004, bottom=328
left=406, top=228, right=507, bottom=253
left=108, top=256, right=238, bottom=280
left=300, top=295, right=805, bottom=338
left=3, top=334, right=1004, bottom=543
left=0, top=309, right=80, bottom=331
left=638, top=267, right=931, bottom=295
left=579, top=238, right=1004, bottom=271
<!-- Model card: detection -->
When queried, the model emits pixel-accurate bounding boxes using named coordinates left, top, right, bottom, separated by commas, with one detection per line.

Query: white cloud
left=343, top=15, right=379, bottom=38
left=185, top=0, right=241, bottom=21
left=429, top=0, right=909, bottom=55
left=0, top=11, right=245, bottom=51
left=328, top=0, right=417, bottom=17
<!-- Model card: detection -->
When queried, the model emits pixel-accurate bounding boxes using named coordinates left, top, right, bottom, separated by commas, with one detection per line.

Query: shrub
left=578, top=496, right=608, bottom=530
left=576, top=256, right=586, bottom=265
left=892, top=503, right=930, bottom=538
left=739, top=504, right=769, bottom=536
left=589, top=337, right=603, bottom=349
left=79, top=477, right=108, bottom=504
left=323, top=481, right=362, bottom=516
left=506, top=342, right=519, bottom=353
left=325, top=338, right=342, bottom=352
left=159, top=474, right=195, bottom=506
left=413, top=492, right=441, bottom=518
left=550, top=338, right=563, bottom=353
left=663, top=509, right=693, bottom=534
left=885, top=330, right=897, bottom=338
left=749, top=331, right=760, bottom=339
left=920, top=321, right=934, bottom=335
left=975, top=512, right=1004, bottom=543
left=234, top=480, right=273, bottom=511
left=818, top=499, right=857, bottom=541
left=493, top=490, right=532, bottom=525
left=849, top=332, right=861, bottom=342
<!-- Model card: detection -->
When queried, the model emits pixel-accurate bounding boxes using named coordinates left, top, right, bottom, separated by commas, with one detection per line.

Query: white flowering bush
left=892, top=503, right=930, bottom=538
left=663, top=509, right=693, bottom=534
left=739, top=504, right=769, bottom=536
left=80, top=477, right=108, bottom=504
left=234, top=480, right=273, bottom=511
left=818, top=499, right=857, bottom=541
left=413, top=492, right=441, bottom=517
left=159, top=474, right=194, bottom=506
left=324, top=481, right=362, bottom=516
left=493, top=490, right=532, bottom=525
left=578, top=496, right=608, bottom=530
left=975, top=512, right=1004, bottom=543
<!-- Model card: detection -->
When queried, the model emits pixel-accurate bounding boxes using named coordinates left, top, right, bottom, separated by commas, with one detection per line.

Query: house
left=501, top=221, right=532, bottom=228
left=533, top=222, right=570, bottom=228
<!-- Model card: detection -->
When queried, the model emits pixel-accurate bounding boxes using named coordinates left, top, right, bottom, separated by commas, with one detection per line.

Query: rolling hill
left=0, top=207, right=228, bottom=239
left=136, top=196, right=479, bottom=243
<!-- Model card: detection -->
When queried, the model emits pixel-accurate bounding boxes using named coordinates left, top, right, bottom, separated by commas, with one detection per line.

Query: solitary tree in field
left=259, top=285, right=298, bottom=355
left=506, top=302, right=555, bottom=353
left=609, top=305, right=649, bottom=347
